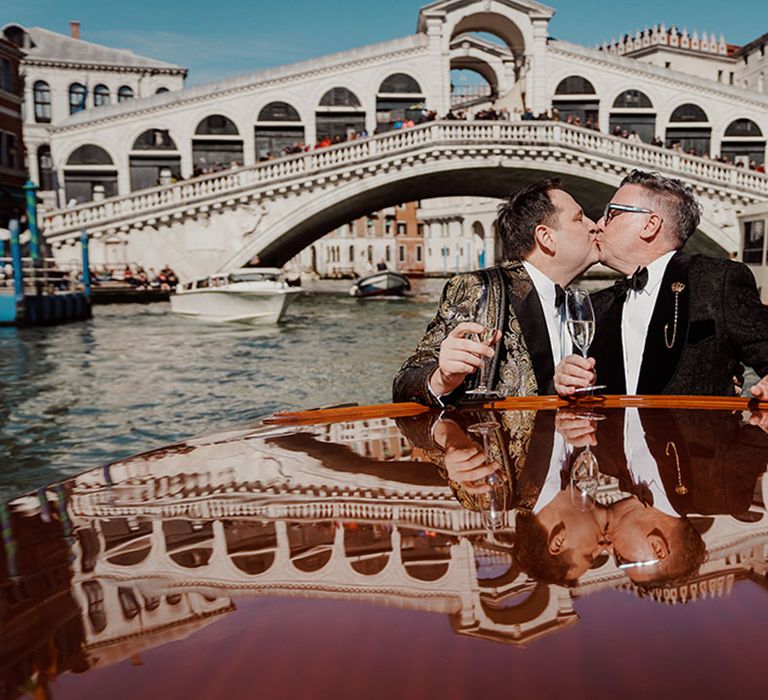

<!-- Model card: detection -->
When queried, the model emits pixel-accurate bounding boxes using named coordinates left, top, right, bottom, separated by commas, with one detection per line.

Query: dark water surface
left=0, top=282, right=442, bottom=500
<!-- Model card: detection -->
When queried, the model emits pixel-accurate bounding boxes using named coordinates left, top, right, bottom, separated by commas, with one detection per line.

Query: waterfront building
left=296, top=202, right=427, bottom=278
left=4, top=1, right=768, bottom=281
left=1, top=21, right=187, bottom=207
left=0, top=33, right=25, bottom=229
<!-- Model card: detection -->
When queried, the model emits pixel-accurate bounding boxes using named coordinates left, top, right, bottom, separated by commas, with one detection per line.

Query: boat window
left=231, top=272, right=279, bottom=282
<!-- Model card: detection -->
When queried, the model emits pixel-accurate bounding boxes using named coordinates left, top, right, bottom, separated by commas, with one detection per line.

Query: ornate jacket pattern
left=392, top=263, right=539, bottom=405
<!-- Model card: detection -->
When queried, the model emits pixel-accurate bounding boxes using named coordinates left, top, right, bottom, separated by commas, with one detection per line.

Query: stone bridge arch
left=227, top=160, right=620, bottom=270
left=44, top=122, right=765, bottom=275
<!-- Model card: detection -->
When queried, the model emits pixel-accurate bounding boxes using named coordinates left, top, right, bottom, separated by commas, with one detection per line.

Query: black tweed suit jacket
left=591, top=250, right=768, bottom=395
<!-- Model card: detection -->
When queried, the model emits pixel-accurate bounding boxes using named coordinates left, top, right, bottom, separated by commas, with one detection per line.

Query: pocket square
left=687, top=319, right=716, bottom=346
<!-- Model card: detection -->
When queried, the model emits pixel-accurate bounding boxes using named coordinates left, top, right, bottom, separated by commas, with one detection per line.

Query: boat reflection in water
left=170, top=268, right=302, bottom=323
left=2, top=400, right=768, bottom=698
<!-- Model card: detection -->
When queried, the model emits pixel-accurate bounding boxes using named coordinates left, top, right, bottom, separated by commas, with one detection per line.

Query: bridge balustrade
left=42, top=121, right=768, bottom=243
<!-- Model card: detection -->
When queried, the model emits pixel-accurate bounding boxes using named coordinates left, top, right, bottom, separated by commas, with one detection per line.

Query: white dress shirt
left=623, top=408, right=678, bottom=516
left=621, top=251, right=676, bottom=394
left=523, top=261, right=573, bottom=368
left=533, top=429, right=572, bottom=514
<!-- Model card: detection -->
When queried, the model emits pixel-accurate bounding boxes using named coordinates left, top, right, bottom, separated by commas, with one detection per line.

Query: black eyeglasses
left=603, top=202, right=654, bottom=224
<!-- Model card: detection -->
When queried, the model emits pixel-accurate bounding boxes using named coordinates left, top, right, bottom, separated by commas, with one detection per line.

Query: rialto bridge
left=16, top=0, right=768, bottom=276
left=43, top=121, right=768, bottom=278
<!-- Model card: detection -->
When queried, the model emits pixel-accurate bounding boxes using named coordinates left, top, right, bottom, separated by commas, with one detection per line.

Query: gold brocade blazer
left=393, top=262, right=557, bottom=406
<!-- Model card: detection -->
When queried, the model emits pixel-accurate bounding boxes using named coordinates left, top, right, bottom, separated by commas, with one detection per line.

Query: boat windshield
left=229, top=271, right=280, bottom=283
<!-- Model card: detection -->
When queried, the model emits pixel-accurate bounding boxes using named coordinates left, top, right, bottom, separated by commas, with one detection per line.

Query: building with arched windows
left=4, top=2, right=768, bottom=277
left=1, top=21, right=186, bottom=206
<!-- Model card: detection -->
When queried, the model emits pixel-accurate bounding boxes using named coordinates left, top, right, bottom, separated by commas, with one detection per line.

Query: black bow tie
left=554, top=284, right=565, bottom=309
left=613, top=266, right=649, bottom=299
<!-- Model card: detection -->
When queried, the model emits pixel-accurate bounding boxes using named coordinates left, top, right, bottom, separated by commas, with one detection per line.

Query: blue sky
left=3, top=0, right=766, bottom=85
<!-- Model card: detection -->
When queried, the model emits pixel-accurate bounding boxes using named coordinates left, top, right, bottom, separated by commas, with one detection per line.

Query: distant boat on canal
left=350, top=270, right=411, bottom=298
left=170, top=268, right=302, bottom=323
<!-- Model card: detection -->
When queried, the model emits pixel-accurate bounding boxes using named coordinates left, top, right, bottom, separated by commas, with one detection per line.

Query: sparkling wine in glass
left=465, top=284, right=499, bottom=398
left=468, top=419, right=506, bottom=532
left=565, top=287, right=604, bottom=394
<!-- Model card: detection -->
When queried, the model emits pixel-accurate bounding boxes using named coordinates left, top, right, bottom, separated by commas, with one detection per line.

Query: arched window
left=132, top=129, right=177, bottom=150
left=66, top=144, right=114, bottom=166
left=319, top=87, right=361, bottom=107
left=93, top=84, right=110, bottom=107
left=555, top=76, right=596, bottom=95
left=193, top=115, right=244, bottom=172
left=612, top=90, right=652, bottom=109
left=258, top=101, right=301, bottom=121
left=155, top=86, right=169, bottom=94
left=379, top=73, right=422, bottom=94
left=195, top=114, right=239, bottom=135
left=63, top=145, right=118, bottom=204
left=33, top=80, right=51, bottom=123
left=117, top=85, right=134, bottom=102
left=377, top=74, right=425, bottom=132
left=130, top=130, right=181, bottom=191
left=68, top=83, right=87, bottom=114
left=724, top=118, right=763, bottom=137
left=255, top=102, right=304, bottom=160
left=670, top=103, right=708, bottom=122
left=37, top=145, right=54, bottom=190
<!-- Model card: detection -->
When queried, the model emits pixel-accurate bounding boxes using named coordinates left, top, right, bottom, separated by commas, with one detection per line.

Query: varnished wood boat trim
left=264, top=394, right=767, bottom=426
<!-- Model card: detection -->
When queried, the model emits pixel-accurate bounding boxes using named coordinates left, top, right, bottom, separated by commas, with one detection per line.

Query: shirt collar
left=522, top=260, right=559, bottom=311
left=634, top=250, right=676, bottom=296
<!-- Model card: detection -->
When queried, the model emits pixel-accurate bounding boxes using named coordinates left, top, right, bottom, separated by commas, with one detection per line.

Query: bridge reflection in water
left=2, top=399, right=768, bottom=698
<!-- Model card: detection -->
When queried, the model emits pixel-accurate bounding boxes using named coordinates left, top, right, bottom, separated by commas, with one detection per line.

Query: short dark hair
left=620, top=169, right=702, bottom=246
left=496, top=178, right=562, bottom=261
left=513, top=510, right=577, bottom=586
left=639, top=519, right=707, bottom=589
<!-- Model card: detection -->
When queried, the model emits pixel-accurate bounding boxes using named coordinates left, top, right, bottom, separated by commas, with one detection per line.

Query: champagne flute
left=467, top=418, right=506, bottom=532
left=465, top=283, right=499, bottom=398
left=564, top=287, right=605, bottom=394
left=569, top=447, right=599, bottom=511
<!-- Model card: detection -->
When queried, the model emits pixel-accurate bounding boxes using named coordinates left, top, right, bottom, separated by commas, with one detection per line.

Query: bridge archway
left=227, top=162, right=728, bottom=270
left=450, top=12, right=526, bottom=57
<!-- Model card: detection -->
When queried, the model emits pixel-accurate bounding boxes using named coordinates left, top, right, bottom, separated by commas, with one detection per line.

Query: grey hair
left=620, top=170, right=702, bottom=245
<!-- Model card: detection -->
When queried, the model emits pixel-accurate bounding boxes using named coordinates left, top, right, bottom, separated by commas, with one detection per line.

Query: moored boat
left=349, top=270, right=411, bottom=297
left=170, top=268, right=302, bottom=323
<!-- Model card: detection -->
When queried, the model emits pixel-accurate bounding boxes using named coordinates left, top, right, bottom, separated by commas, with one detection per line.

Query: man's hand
left=554, top=354, right=596, bottom=396
left=429, top=322, right=500, bottom=397
left=433, top=418, right=501, bottom=493
left=750, top=375, right=768, bottom=401
left=555, top=409, right=598, bottom=447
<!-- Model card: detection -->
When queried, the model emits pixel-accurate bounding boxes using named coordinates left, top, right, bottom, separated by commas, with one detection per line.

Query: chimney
left=70, top=21, right=80, bottom=39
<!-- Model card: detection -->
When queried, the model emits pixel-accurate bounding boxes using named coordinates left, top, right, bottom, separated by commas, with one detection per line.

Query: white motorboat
left=170, top=268, right=302, bottom=323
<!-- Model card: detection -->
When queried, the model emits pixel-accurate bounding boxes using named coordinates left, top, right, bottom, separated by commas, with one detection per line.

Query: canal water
left=0, top=280, right=445, bottom=501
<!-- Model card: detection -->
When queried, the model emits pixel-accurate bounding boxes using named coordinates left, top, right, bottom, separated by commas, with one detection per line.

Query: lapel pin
left=664, top=282, right=686, bottom=349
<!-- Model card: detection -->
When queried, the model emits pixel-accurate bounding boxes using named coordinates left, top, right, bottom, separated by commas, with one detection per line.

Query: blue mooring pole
left=9, top=219, right=24, bottom=303
left=80, top=230, right=91, bottom=298
left=24, top=180, right=41, bottom=260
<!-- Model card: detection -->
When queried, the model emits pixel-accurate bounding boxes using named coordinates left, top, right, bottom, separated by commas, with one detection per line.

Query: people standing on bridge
left=393, top=178, right=599, bottom=405
left=554, top=169, right=768, bottom=399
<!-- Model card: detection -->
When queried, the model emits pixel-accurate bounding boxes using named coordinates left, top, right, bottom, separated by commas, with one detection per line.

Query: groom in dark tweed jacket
left=554, top=170, right=768, bottom=398
left=393, top=179, right=599, bottom=405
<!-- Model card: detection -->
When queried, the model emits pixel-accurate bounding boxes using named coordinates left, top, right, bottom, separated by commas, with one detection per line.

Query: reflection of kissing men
left=399, top=409, right=612, bottom=587
left=591, top=408, right=768, bottom=586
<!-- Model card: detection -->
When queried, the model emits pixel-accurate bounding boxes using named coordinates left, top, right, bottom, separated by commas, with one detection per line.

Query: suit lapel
left=637, top=251, right=691, bottom=394
left=591, top=290, right=626, bottom=393
left=507, top=266, right=556, bottom=395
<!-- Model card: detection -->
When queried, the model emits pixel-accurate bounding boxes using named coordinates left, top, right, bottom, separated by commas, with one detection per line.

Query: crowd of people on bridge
left=166, top=100, right=767, bottom=185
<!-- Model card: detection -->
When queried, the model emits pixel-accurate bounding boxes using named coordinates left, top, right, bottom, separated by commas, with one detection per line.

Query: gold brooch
left=664, top=281, right=686, bottom=349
